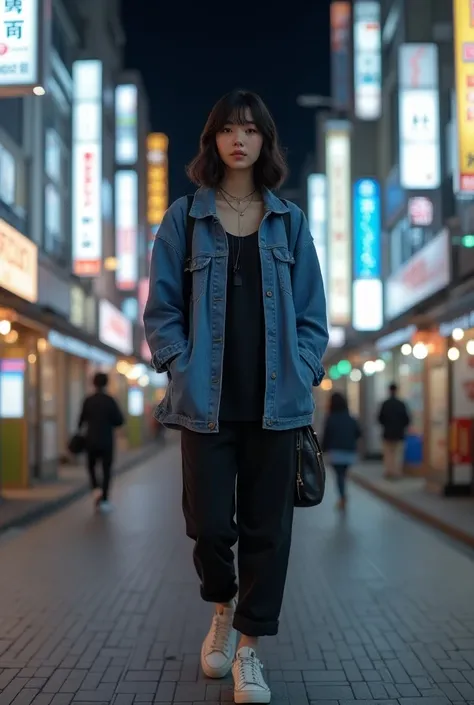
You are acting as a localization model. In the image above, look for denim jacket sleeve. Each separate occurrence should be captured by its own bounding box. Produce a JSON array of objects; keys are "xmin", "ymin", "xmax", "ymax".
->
[
  {"xmin": 291, "ymin": 207, "xmax": 329, "ymax": 386},
  {"xmin": 143, "ymin": 198, "xmax": 188, "ymax": 373}
]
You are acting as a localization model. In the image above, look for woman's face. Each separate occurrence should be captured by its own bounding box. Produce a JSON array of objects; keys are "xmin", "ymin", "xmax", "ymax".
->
[{"xmin": 215, "ymin": 108, "xmax": 263, "ymax": 172}]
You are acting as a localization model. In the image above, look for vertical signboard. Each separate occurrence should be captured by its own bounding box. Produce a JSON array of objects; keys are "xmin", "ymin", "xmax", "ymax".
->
[
  {"xmin": 0, "ymin": 0, "xmax": 49, "ymax": 97},
  {"xmin": 307, "ymin": 174, "xmax": 327, "ymax": 290},
  {"xmin": 326, "ymin": 121, "xmax": 351, "ymax": 327},
  {"xmin": 99, "ymin": 299, "xmax": 133, "ymax": 355},
  {"xmin": 352, "ymin": 179, "xmax": 383, "ymax": 331},
  {"xmin": 147, "ymin": 133, "xmax": 168, "ymax": 253},
  {"xmin": 330, "ymin": 2, "xmax": 351, "ymax": 111},
  {"xmin": 115, "ymin": 84, "xmax": 137, "ymax": 165},
  {"xmin": 72, "ymin": 59, "xmax": 102, "ymax": 277},
  {"xmin": 354, "ymin": 1, "xmax": 381, "ymax": 120},
  {"xmin": 398, "ymin": 43, "xmax": 441, "ymax": 190},
  {"xmin": 453, "ymin": 0, "xmax": 474, "ymax": 193},
  {"xmin": 115, "ymin": 170, "xmax": 138, "ymax": 291}
]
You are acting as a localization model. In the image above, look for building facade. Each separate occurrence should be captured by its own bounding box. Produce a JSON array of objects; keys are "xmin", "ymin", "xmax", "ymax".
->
[
  {"xmin": 313, "ymin": 0, "xmax": 474, "ymax": 496},
  {"xmin": 0, "ymin": 0, "xmax": 161, "ymax": 489}
]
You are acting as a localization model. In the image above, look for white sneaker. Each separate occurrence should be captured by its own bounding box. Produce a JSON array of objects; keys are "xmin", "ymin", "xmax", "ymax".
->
[
  {"xmin": 232, "ymin": 647, "xmax": 271, "ymax": 704},
  {"xmin": 201, "ymin": 601, "xmax": 237, "ymax": 678}
]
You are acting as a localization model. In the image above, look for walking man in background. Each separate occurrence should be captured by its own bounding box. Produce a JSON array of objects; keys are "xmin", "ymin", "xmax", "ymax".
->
[
  {"xmin": 79, "ymin": 372, "xmax": 124, "ymax": 512},
  {"xmin": 378, "ymin": 383, "xmax": 411, "ymax": 479}
]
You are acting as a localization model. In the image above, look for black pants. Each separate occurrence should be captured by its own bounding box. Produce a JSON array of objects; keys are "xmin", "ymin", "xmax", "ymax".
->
[
  {"xmin": 181, "ymin": 422, "xmax": 296, "ymax": 637},
  {"xmin": 333, "ymin": 464, "xmax": 349, "ymax": 499},
  {"xmin": 87, "ymin": 447, "xmax": 113, "ymax": 501}
]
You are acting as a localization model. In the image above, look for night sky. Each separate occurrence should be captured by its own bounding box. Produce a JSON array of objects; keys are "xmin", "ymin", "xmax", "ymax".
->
[{"xmin": 121, "ymin": 0, "xmax": 331, "ymax": 201}]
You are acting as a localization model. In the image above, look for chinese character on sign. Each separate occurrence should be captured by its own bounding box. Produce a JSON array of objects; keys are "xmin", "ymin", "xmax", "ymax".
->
[
  {"xmin": 4, "ymin": 0, "xmax": 23, "ymax": 13},
  {"xmin": 468, "ymin": 153, "xmax": 474, "ymax": 168},
  {"xmin": 5, "ymin": 20, "xmax": 24, "ymax": 39},
  {"xmin": 408, "ymin": 197, "xmax": 433, "ymax": 227},
  {"xmin": 20, "ymin": 62, "xmax": 28, "ymax": 73}
]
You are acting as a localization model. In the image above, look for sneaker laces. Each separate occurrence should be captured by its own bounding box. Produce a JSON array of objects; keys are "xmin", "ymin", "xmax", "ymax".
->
[
  {"xmin": 210, "ymin": 614, "xmax": 232, "ymax": 653},
  {"xmin": 238, "ymin": 653, "xmax": 264, "ymax": 685}
]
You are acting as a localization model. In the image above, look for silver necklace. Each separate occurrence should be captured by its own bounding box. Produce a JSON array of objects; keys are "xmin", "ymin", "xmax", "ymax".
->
[
  {"xmin": 220, "ymin": 186, "xmax": 256, "ymax": 207},
  {"xmin": 219, "ymin": 189, "xmax": 255, "ymax": 221},
  {"xmin": 218, "ymin": 190, "xmax": 255, "ymax": 286}
]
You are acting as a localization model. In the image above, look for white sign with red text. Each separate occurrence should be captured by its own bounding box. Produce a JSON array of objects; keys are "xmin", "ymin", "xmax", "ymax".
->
[
  {"xmin": 385, "ymin": 229, "xmax": 450, "ymax": 320},
  {"xmin": 99, "ymin": 299, "xmax": 133, "ymax": 355},
  {"xmin": 115, "ymin": 170, "xmax": 138, "ymax": 290},
  {"xmin": 72, "ymin": 60, "xmax": 102, "ymax": 277},
  {"xmin": 72, "ymin": 143, "xmax": 101, "ymax": 276},
  {"xmin": 326, "ymin": 124, "xmax": 351, "ymax": 326}
]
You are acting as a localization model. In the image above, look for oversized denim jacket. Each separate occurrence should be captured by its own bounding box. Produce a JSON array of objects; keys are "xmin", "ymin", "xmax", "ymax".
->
[{"xmin": 143, "ymin": 187, "xmax": 329, "ymax": 433}]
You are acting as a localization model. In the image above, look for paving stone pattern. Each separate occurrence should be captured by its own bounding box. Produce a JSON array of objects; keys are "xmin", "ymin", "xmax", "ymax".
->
[{"xmin": 1, "ymin": 436, "xmax": 474, "ymax": 705}]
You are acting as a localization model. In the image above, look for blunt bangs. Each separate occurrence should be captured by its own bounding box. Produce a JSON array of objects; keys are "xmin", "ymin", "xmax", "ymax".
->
[
  {"xmin": 210, "ymin": 93, "xmax": 268, "ymax": 135},
  {"xmin": 187, "ymin": 90, "xmax": 288, "ymax": 190}
]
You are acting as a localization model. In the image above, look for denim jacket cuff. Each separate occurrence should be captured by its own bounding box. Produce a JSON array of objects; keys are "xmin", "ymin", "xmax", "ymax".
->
[
  {"xmin": 299, "ymin": 349, "xmax": 325, "ymax": 386},
  {"xmin": 152, "ymin": 341, "xmax": 187, "ymax": 374}
]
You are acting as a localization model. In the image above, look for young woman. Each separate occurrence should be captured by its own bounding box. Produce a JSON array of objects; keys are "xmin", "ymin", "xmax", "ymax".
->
[
  {"xmin": 322, "ymin": 392, "xmax": 361, "ymax": 510},
  {"xmin": 144, "ymin": 90, "xmax": 328, "ymax": 703}
]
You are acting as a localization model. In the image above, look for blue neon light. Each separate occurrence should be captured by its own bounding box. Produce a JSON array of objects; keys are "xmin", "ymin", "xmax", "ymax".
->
[{"xmin": 353, "ymin": 178, "xmax": 381, "ymax": 279}]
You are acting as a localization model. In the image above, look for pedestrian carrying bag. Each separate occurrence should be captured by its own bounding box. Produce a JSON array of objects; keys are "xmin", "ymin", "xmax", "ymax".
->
[
  {"xmin": 68, "ymin": 432, "xmax": 86, "ymax": 455},
  {"xmin": 185, "ymin": 195, "xmax": 326, "ymax": 508}
]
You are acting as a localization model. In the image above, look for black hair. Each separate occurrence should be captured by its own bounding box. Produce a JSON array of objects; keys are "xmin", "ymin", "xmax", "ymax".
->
[
  {"xmin": 93, "ymin": 372, "xmax": 108, "ymax": 390},
  {"xmin": 329, "ymin": 392, "xmax": 349, "ymax": 414},
  {"xmin": 186, "ymin": 89, "xmax": 288, "ymax": 190},
  {"xmin": 389, "ymin": 382, "xmax": 398, "ymax": 394}
]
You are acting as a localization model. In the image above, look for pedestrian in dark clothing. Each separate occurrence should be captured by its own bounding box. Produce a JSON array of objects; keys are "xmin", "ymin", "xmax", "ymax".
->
[
  {"xmin": 322, "ymin": 392, "xmax": 361, "ymax": 510},
  {"xmin": 378, "ymin": 383, "xmax": 411, "ymax": 479},
  {"xmin": 78, "ymin": 372, "xmax": 124, "ymax": 512}
]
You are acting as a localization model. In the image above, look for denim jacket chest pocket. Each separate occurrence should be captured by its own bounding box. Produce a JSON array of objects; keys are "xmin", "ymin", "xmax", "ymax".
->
[
  {"xmin": 271, "ymin": 247, "xmax": 295, "ymax": 295},
  {"xmin": 185, "ymin": 254, "xmax": 212, "ymax": 303}
]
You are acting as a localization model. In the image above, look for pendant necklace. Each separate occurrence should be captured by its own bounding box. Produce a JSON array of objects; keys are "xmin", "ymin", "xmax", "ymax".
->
[
  {"xmin": 219, "ymin": 189, "xmax": 255, "ymax": 287},
  {"xmin": 220, "ymin": 186, "xmax": 256, "ymax": 208}
]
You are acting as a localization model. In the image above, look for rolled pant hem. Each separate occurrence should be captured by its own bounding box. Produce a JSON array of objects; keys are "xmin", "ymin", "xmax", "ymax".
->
[
  {"xmin": 200, "ymin": 584, "xmax": 239, "ymax": 604},
  {"xmin": 233, "ymin": 613, "xmax": 279, "ymax": 638}
]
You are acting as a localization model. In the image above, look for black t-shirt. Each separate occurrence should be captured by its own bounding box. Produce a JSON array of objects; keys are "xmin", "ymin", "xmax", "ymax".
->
[
  {"xmin": 219, "ymin": 232, "xmax": 266, "ymax": 422},
  {"xmin": 79, "ymin": 392, "xmax": 124, "ymax": 450}
]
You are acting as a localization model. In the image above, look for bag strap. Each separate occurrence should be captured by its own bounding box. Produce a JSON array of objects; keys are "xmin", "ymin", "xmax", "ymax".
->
[
  {"xmin": 185, "ymin": 194, "xmax": 195, "ymax": 262},
  {"xmin": 280, "ymin": 199, "xmax": 291, "ymax": 246},
  {"xmin": 183, "ymin": 195, "xmax": 195, "ymax": 331}
]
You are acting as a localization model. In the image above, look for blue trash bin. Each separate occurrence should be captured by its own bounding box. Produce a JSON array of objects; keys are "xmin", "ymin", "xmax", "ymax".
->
[{"xmin": 404, "ymin": 433, "xmax": 423, "ymax": 464}]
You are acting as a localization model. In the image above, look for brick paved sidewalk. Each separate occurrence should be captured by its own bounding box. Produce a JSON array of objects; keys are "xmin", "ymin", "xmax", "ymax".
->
[
  {"xmin": 0, "ymin": 435, "xmax": 474, "ymax": 705},
  {"xmin": 0, "ymin": 435, "xmax": 165, "ymax": 534},
  {"xmin": 350, "ymin": 463, "xmax": 474, "ymax": 548}
]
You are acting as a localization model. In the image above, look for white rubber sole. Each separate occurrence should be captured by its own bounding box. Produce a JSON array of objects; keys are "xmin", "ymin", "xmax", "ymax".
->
[
  {"xmin": 234, "ymin": 688, "xmax": 272, "ymax": 704},
  {"xmin": 200, "ymin": 631, "xmax": 237, "ymax": 679}
]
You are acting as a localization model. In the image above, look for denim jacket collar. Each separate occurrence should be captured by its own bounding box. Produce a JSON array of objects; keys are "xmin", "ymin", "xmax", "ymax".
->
[{"xmin": 189, "ymin": 186, "xmax": 290, "ymax": 219}]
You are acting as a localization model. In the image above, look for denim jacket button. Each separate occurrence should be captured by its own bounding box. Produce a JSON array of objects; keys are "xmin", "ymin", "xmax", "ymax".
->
[
  {"xmin": 266, "ymin": 290, "xmax": 273, "ymax": 297},
  {"xmin": 271, "ymin": 372, "xmax": 277, "ymax": 380},
  {"xmin": 208, "ymin": 422, "xmax": 216, "ymax": 430}
]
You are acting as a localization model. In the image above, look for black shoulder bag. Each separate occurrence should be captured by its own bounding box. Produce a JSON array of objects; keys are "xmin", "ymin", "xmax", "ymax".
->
[{"xmin": 184, "ymin": 196, "xmax": 326, "ymax": 508}]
